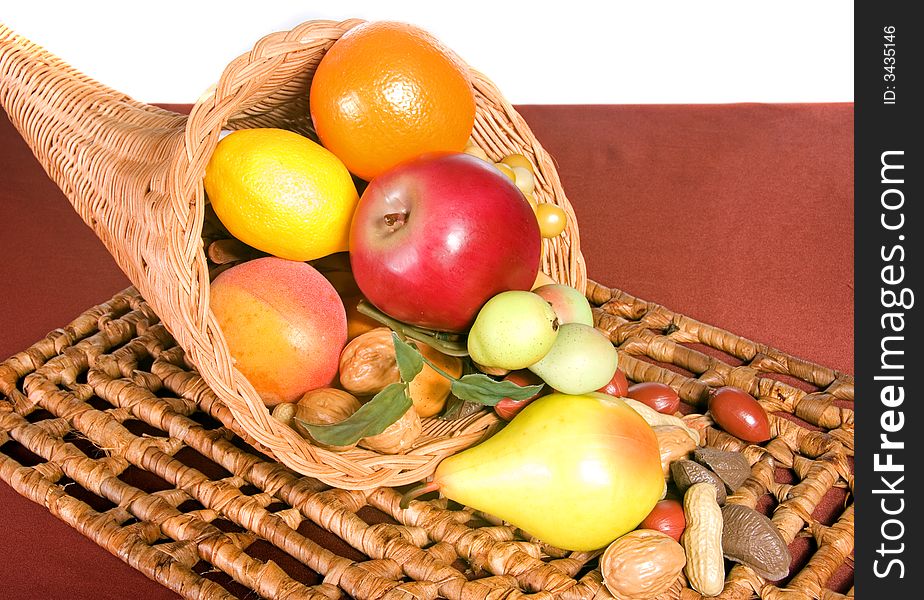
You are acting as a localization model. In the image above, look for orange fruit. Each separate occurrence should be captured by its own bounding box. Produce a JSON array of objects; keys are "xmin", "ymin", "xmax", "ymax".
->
[
  {"xmin": 409, "ymin": 344, "xmax": 463, "ymax": 418},
  {"xmin": 309, "ymin": 21, "xmax": 476, "ymax": 181},
  {"xmin": 343, "ymin": 294, "xmax": 381, "ymax": 341}
]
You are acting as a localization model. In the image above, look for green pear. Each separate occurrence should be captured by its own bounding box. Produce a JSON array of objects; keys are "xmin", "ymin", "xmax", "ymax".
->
[
  {"xmin": 528, "ymin": 323, "xmax": 618, "ymax": 394},
  {"xmin": 532, "ymin": 283, "xmax": 594, "ymax": 326},
  {"xmin": 467, "ymin": 290, "xmax": 559, "ymax": 370},
  {"xmin": 405, "ymin": 393, "xmax": 664, "ymax": 551}
]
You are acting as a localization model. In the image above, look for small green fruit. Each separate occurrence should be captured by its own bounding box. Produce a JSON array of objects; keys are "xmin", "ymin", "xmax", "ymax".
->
[
  {"xmin": 532, "ymin": 283, "xmax": 594, "ymax": 326},
  {"xmin": 468, "ymin": 291, "xmax": 559, "ymax": 370},
  {"xmin": 528, "ymin": 323, "xmax": 618, "ymax": 394}
]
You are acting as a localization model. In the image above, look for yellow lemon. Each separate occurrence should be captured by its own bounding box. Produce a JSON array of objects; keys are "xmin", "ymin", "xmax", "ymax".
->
[{"xmin": 204, "ymin": 128, "xmax": 359, "ymax": 261}]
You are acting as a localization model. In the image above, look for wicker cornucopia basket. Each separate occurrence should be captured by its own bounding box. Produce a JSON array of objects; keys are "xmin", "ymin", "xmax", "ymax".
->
[{"xmin": 0, "ymin": 19, "xmax": 586, "ymax": 488}]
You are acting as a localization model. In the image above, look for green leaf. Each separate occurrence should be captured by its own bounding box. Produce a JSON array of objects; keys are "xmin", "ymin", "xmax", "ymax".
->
[
  {"xmin": 298, "ymin": 382, "xmax": 412, "ymax": 446},
  {"xmin": 450, "ymin": 374, "xmax": 544, "ymax": 407},
  {"xmin": 440, "ymin": 395, "xmax": 483, "ymax": 421},
  {"xmin": 392, "ymin": 332, "xmax": 424, "ymax": 382}
]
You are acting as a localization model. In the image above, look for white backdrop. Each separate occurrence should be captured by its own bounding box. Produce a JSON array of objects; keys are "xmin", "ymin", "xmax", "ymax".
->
[{"xmin": 3, "ymin": 1, "xmax": 853, "ymax": 105}]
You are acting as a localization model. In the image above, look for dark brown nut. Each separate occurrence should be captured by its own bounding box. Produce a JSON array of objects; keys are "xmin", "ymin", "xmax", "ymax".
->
[
  {"xmin": 694, "ymin": 446, "xmax": 751, "ymax": 493},
  {"xmin": 721, "ymin": 503, "xmax": 792, "ymax": 580},
  {"xmin": 671, "ymin": 460, "xmax": 726, "ymax": 505}
]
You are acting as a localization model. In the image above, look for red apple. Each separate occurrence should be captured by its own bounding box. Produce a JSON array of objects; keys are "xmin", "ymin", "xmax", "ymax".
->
[{"xmin": 349, "ymin": 152, "xmax": 541, "ymax": 332}]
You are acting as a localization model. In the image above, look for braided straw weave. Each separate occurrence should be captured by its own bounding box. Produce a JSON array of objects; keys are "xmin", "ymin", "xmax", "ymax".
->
[
  {"xmin": 1, "ymin": 285, "xmax": 853, "ymax": 599},
  {"xmin": 0, "ymin": 19, "xmax": 586, "ymax": 488}
]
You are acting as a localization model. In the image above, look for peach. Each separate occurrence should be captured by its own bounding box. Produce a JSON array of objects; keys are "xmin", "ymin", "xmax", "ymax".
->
[{"xmin": 209, "ymin": 257, "xmax": 347, "ymax": 406}]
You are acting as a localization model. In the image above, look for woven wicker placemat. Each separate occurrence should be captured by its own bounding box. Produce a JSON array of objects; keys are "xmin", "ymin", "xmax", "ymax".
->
[{"xmin": 0, "ymin": 285, "xmax": 853, "ymax": 599}]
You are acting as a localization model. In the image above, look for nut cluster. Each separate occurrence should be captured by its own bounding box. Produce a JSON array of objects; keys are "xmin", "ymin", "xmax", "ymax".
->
[{"xmin": 600, "ymin": 386, "xmax": 789, "ymax": 598}]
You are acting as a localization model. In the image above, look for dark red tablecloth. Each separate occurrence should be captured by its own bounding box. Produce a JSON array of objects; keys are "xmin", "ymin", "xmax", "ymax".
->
[{"xmin": 0, "ymin": 102, "xmax": 853, "ymax": 598}]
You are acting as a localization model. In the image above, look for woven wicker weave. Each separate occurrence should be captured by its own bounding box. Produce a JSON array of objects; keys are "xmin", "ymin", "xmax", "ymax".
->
[
  {"xmin": 0, "ymin": 19, "xmax": 585, "ymax": 488},
  {"xmin": 0, "ymin": 285, "xmax": 853, "ymax": 599}
]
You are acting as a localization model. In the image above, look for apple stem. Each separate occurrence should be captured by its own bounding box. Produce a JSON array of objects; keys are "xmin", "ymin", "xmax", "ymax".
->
[
  {"xmin": 399, "ymin": 481, "xmax": 441, "ymax": 509},
  {"xmin": 383, "ymin": 212, "xmax": 407, "ymax": 227}
]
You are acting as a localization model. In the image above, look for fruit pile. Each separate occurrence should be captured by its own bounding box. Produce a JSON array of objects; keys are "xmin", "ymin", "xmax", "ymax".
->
[
  {"xmin": 199, "ymin": 20, "xmax": 784, "ymax": 596},
  {"xmin": 202, "ymin": 21, "xmax": 582, "ymax": 432}
]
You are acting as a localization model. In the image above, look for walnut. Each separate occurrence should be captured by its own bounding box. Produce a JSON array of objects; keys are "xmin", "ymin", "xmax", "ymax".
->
[
  {"xmin": 274, "ymin": 388, "xmax": 361, "ymax": 451},
  {"xmin": 298, "ymin": 388, "xmax": 361, "ymax": 425},
  {"xmin": 338, "ymin": 327, "xmax": 400, "ymax": 395},
  {"xmin": 654, "ymin": 425, "xmax": 697, "ymax": 478},
  {"xmin": 601, "ymin": 529, "xmax": 686, "ymax": 600},
  {"xmin": 359, "ymin": 407, "xmax": 421, "ymax": 454}
]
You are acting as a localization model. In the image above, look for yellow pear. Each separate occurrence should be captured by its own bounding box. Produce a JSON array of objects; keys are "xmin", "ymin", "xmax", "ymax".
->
[{"xmin": 403, "ymin": 393, "xmax": 663, "ymax": 551}]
